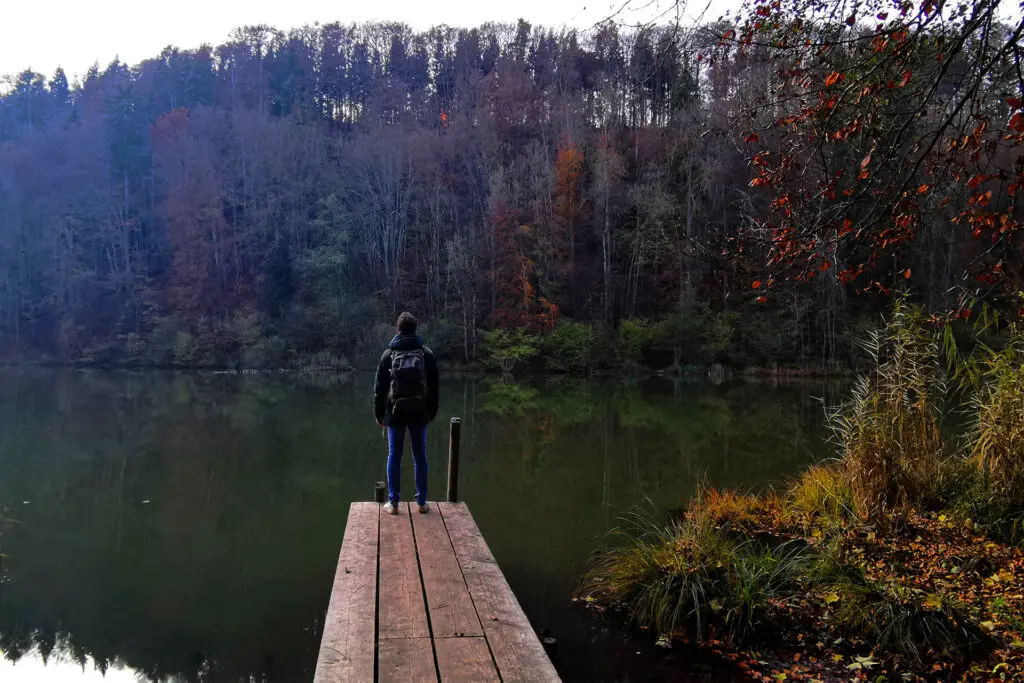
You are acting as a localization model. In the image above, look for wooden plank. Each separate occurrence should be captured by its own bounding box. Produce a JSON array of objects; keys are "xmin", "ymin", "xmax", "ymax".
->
[
  {"xmin": 313, "ymin": 502, "xmax": 378, "ymax": 683},
  {"xmin": 435, "ymin": 637, "xmax": 499, "ymax": 682},
  {"xmin": 378, "ymin": 502, "xmax": 429, "ymax": 640},
  {"xmin": 378, "ymin": 637, "xmax": 438, "ymax": 682},
  {"xmin": 438, "ymin": 503, "xmax": 561, "ymax": 683},
  {"xmin": 411, "ymin": 506, "xmax": 484, "ymax": 638}
]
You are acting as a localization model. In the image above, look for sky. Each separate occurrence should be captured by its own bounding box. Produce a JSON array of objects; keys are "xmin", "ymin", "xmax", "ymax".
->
[{"xmin": 0, "ymin": 0, "xmax": 723, "ymax": 82}]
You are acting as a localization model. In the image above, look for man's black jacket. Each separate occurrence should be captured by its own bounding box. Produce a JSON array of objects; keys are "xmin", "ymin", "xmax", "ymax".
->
[{"xmin": 373, "ymin": 334, "xmax": 440, "ymax": 426}]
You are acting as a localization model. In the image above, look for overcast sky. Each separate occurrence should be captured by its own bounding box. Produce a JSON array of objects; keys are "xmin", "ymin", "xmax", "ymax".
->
[{"xmin": 0, "ymin": 0, "xmax": 726, "ymax": 82}]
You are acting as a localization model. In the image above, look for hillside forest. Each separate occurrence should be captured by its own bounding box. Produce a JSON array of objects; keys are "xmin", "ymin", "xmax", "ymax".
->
[{"xmin": 0, "ymin": 2, "xmax": 1021, "ymax": 370}]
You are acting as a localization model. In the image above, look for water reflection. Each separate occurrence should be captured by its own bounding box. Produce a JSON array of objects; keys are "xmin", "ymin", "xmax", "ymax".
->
[
  {"xmin": 0, "ymin": 370, "xmax": 840, "ymax": 682},
  {"xmin": 0, "ymin": 646, "xmax": 142, "ymax": 682}
]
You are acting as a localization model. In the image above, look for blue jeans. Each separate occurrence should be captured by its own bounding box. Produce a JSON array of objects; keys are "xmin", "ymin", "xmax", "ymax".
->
[{"xmin": 387, "ymin": 423, "xmax": 428, "ymax": 506}]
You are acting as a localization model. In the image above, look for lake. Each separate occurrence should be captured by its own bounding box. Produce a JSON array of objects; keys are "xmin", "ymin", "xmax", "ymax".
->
[{"xmin": 0, "ymin": 369, "xmax": 842, "ymax": 682}]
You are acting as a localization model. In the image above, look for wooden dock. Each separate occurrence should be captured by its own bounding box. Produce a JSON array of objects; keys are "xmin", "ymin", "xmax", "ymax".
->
[{"xmin": 315, "ymin": 501, "xmax": 561, "ymax": 682}]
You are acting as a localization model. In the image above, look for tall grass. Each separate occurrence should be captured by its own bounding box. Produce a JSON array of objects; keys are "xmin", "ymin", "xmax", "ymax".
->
[
  {"xmin": 829, "ymin": 300, "xmax": 946, "ymax": 525},
  {"xmin": 969, "ymin": 325, "xmax": 1024, "ymax": 501}
]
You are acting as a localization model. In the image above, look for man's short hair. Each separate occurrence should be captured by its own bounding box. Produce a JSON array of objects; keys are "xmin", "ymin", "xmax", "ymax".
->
[{"xmin": 397, "ymin": 312, "xmax": 417, "ymax": 335}]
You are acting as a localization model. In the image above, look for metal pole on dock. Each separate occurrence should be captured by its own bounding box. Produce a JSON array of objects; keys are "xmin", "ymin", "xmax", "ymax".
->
[{"xmin": 446, "ymin": 417, "xmax": 461, "ymax": 502}]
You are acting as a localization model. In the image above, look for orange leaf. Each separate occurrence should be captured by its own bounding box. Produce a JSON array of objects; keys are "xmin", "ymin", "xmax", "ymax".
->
[
  {"xmin": 860, "ymin": 153, "xmax": 872, "ymax": 169},
  {"xmin": 752, "ymin": 280, "xmax": 762, "ymax": 289},
  {"xmin": 967, "ymin": 174, "xmax": 984, "ymax": 189},
  {"xmin": 918, "ymin": 184, "xmax": 929, "ymax": 194},
  {"xmin": 903, "ymin": 268, "xmax": 912, "ymax": 279},
  {"xmin": 825, "ymin": 71, "xmax": 841, "ymax": 87}
]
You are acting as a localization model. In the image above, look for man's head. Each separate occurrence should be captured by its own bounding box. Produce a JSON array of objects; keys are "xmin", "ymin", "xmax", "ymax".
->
[{"xmin": 397, "ymin": 311, "xmax": 417, "ymax": 336}]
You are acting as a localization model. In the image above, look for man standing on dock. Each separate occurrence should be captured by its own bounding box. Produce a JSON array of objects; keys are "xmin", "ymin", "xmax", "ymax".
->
[{"xmin": 374, "ymin": 312, "xmax": 440, "ymax": 515}]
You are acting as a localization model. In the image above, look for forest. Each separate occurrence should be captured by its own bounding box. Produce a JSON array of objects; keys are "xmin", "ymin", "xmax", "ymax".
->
[{"xmin": 0, "ymin": 3, "xmax": 1021, "ymax": 370}]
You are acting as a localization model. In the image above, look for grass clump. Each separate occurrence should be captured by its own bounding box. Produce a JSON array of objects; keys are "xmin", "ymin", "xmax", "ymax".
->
[
  {"xmin": 691, "ymin": 486, "xmax": 780, "ymax": 531},
  {"xmin": 786, "ymin": 463, "xmax": 855, "ymax": 528},
  {"xmin": 579, "ymin": 502, "xmax": 810, "ymax": 644},
  {"xmin": 830, "ymin": 578, "xmax": 986, "ymax": 663}
]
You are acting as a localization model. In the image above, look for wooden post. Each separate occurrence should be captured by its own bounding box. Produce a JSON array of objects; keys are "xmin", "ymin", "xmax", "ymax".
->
[{"xmin": 446, "ymin": 417, "xmax": 461, "ymax": 503}]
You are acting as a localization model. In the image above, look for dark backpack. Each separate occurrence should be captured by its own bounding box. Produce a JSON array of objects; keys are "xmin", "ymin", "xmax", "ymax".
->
[{"xmin": 389, "ymin": 348, "xmax": 427, "ymax": 417}]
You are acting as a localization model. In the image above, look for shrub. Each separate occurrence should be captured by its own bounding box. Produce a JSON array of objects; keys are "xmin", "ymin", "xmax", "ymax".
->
[
  {"xmin": 173, "ymin": 331, "xmax": 197, "ymax": 366},
  {"xmin": 352, "ymin": 321, "xmax": 398, "ymax": 369},
  {"xmin": 145, "ymin": 316, "xmax": 180, "ymax": 365},
  {"xmin": 617, "ymin": 318, "xmax": 663, "ymax": 366},
  {"xmin": 543, "ymin": 321, "xmax": 597, "ymax": 374},
  {"xmin": 657, "ymin": 302, "xmax": 735, "ymax": 368},
  {"xmin": 242, "ymin": 335, "xmax": 289, "ymax": 369},
  {"xmin": 418, "ymin": 317, "xmax": 468, "ymax": 362},
  {"xmin": 481, "ymin": 328, "xmax": 539, "ymax": 372}
]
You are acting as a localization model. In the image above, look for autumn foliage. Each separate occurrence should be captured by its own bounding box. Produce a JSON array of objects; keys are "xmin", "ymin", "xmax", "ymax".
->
[
  {"xmin": 487, "ymin": 200, "xmax": 559, "ymax": 334},
  {"xmin": 719, "ymin": 0, "xmax": 1024, "ymax": 310}
]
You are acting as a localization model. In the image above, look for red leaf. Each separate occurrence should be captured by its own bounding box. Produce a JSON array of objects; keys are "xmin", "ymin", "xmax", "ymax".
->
[
  {"xmin": 967, "ymin": 174, "xmax": 985, "ymax": 189},
  {"xmin": 755, "ymin": 296, "xmax": 768, "ymax": 303},
  {"xmin": 918, "ymin": 184, "xmax": 929, "ymax": 194},
  {"xmin": 1010, "ymin": 112, "xmax": 1024, "ymax": 132},
  {"xmin": 1007, "ymin": 97, "xmax": 1023, "ymax": 109},
  {"xmin": 899, "ymin": 70, "xmax": 912, "ymax": 87},
  {"xmin": 752, "ymin": 280, "xmax": 762, "ymax": 289},
  {"xmin": 845, "ymin": 14, "xmax": 856, "ymax": 25},
  {"xmin": 745, "ymin": 133, "xmax": 760, "ymax": 143},
  {"xmin": 860, "ymin": 153, "xmax": 872, "ymax": 169}
]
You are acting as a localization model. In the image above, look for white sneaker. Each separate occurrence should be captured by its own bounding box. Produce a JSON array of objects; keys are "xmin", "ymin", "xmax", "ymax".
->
[
  {"xmin": 383, "ymin": 502, "xmax": 398, "ymax": 515},
  {"xmin": 418, "ymin": 503, "xmax": 429, "ymax": 514}
]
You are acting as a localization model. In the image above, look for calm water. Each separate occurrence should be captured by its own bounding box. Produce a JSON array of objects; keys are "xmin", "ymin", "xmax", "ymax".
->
[{"xmin": 0, "ymin": 370, "xmax": 842, "ymax": 682}]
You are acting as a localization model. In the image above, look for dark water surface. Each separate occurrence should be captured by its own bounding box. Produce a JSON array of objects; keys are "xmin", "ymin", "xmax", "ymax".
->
[{"xmin": 0, "ymin": 370, "xmax": 842, "ymax": 682}]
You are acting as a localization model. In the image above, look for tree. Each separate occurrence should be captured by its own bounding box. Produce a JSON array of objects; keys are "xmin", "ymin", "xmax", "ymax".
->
[{"xmin": 720, "ymin": 0, "xmax": 1024, "ymax": 312}]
